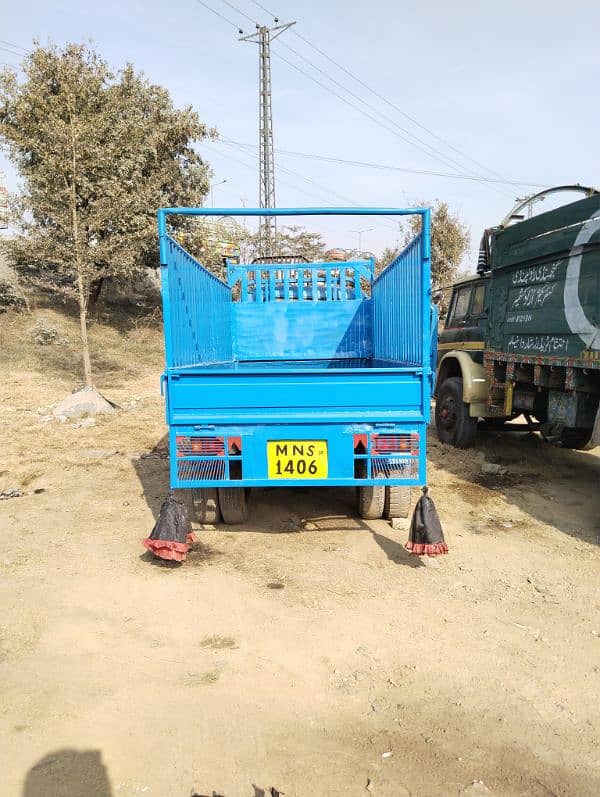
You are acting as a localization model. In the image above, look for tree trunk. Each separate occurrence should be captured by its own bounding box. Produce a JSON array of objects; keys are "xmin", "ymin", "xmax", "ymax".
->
[
  {"xmin": 76, "ymin": 270, "xmax": 93, "ymax": 387},
  {"xmin": 87, "ymin": 277, "xmax": 104, "ymax": 317},
  {"xmin": 69, "ymin": 116, "xmax": 93, "ymax": 387}
]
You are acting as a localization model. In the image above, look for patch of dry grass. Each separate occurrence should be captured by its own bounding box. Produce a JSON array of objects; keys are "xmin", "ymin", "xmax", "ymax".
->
[
  {"xmin": 0, "ymin": 299, "xmax": 164, "ymax": 388},
  {"xmin": 0, "ymin": 298, "xmax": 168, "ymax": 493}
]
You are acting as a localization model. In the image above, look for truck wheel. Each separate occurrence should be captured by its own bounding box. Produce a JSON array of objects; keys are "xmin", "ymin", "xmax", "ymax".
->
[
  {"xmin": 218, "ymin": 487, "xmax": 249, "ymax": 524},
  {"xmin": 192, "ymin": 488, "xmax": 221, "ymax": 524},
  {"xmin": 357, "ymin": 485, "xmax": 385, "ymax": 520},
  {"xmin": 435, "ymin": 377, "xmax": 477, "ymax": 448},
  {"xmin": 384, "ymin": 486, "xmax": 413, "ymax": 519}
]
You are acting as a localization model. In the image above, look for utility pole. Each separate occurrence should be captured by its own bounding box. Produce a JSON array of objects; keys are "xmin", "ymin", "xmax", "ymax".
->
[
  {"xmin": 240, "ymin": 19, "xmax": 295, "ymax": 256},
  {"xmin": 350, "ymin": 227, "xmax": 373, "ymax": 255}
]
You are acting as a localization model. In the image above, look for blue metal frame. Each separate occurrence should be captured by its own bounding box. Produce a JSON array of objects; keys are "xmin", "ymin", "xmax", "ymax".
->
[{"xmin": 157, "ymin": 207, "xmax": 433, "ymax": 489}]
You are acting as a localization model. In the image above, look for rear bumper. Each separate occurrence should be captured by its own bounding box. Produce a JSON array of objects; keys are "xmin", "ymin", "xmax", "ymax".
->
[{"xmin": 168, "ymin": 421, "xmax": 427, "ymax": 488}]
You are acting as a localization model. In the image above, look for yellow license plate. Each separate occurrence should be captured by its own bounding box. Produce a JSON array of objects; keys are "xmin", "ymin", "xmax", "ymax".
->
[{"xmin": 267, "ymin": 440, "xmax": 328, "ymax": 479}]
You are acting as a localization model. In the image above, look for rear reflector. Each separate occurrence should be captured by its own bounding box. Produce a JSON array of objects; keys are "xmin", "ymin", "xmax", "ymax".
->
[{"xmin": 176, "ymin": 436, "xmax": 225, "ymax": 457}]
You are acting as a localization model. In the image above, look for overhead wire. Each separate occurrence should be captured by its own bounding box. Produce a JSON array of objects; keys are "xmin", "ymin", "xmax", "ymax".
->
[
  {"xmin": 219, "ymin": 0, "xmax": 257, "ymax": 24},
  {"xmin": 213, "ymin": 1, "xmax": 515, "ymax": 196},
  {"xmin": 0, "ymin": 40, "xmax": 28, "ymax": 53},
  {"xmin": 207, "ymin": 139, "xmax": 400, "ymax": 231},
  {"xmin": 249, "ymin": 0, "xmax": 507, "ymax": 181},
  {"xmin": 274, "ymin": 39, "xmax": 494, "ymax": 182},
  {"xmin": 0, "ymin": 45, "xmax": 27, "ymax": 59},
  {"xmin": 220, "ymin": 0, "xmax": 490, "ymax": 183},
  {"xmin": 269, "ymin": 47, "xmax": 514, "ymax": 199},
  {"xmin": 195, "ymin": 0, "xmax": 241, "ymax": 29},
  {"xmin": 196, "ymin": 1, "xmax": 518, "ymax": 197},
  {"xmin": 218, "ymin": 137, "xmax": 549, "ymax": 188}
]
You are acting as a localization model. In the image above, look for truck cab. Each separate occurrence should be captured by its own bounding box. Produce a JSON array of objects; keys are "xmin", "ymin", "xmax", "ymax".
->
[
  {"xmin": 438, "ymin": 275, "xmax": 488, "ymax": 360},
  {"xmin": 434, "ymin": 186, "xmax": 600, "ymax": 450},
  {"xmin": 435, "ymin": 275, "xmax": 491, "ymax": 447}
]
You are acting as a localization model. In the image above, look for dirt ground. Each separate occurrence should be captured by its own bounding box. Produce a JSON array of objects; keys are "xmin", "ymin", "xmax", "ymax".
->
[{"xmin": 1, "ymin": 307, "xmax": 600, "ymax": 797}]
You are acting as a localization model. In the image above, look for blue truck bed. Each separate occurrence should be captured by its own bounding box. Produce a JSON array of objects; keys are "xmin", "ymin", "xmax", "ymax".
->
[{"xmin": 158, "ymin": 208, "xmax": 433, "ymax": 498}]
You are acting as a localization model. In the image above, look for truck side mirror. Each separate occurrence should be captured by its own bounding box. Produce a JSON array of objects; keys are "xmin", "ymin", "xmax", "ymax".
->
[{"xmin": 432, "ymin": 289, "xmax": 444, "ymax": 305}]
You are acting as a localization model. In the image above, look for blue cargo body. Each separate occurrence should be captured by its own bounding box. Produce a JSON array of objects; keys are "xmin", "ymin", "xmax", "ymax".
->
[{"xmin": 157, "ymin": 207, "xmax": 433, "ymax": 492}]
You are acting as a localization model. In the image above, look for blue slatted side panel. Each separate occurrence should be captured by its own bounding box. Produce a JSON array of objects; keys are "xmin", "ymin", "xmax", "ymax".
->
[
  {"xmin": 372, "ymin": 235, "xmax": 423, "ymax": 365},
  {"xmin": 162, "ymin": 236, "xmax": 232, "ymax": 368}
]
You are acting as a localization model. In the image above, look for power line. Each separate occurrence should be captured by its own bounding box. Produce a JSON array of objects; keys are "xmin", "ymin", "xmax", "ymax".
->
[
  {"xmin": 210, "ymin": 1, "xmax": 508, "ymax": 190},
  {"xmin": 193, "ymin": 1, "xmax": 513, "ymax": 197},
  {"xmin": 206, "ymin": 143, "xmax": 337, "ymax": 207},
  {"xmin": 0, "ymin": 45, "xmax": 26, "ymax": 59},
  {"xmin": 0, "ymin": 39, "xmax": 29, "ymax": 54},
  {"xmin": 218, "ymin": 137, "xmax": 549, "ymax": 188},
  {"xmin": 249, "ymin": 0, "xmax": 506, "ymax": 181},
  {"xmin": 207, "ymin": 140, "xmax": 399, "ymax": 230},
  {"xmin": 219, "ymin": 0, "xmax": 256, "ymax": 24},
  {"xmin": 194, "ymin": 0, "xmax": 241, "ymax": 29},
  {"xmin": 270, "ymin": 47, "xmax": 513, "ymax": 198},
  {"xmin": 275, "ymin": 39, "xmax": 485, "ymax": 180}
]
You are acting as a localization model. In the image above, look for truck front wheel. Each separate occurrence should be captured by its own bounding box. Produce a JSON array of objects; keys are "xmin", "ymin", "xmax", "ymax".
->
[
  {"xmin": 218, "ymin": 487, "xmax": 249, "ymax": 524},
  {"xmin": 435, "ymin": 377, "xmax": 477, "ymax": 448}
]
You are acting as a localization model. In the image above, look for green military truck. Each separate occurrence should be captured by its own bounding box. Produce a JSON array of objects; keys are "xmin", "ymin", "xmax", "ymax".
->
[{"xmin": 435, "ymin": 186, "xmax": 600, "ymax": 449}]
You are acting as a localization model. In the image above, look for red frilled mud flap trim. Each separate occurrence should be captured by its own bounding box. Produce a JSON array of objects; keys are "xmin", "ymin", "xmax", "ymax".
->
[
  {"xmin": 405, "ymin": 540, "xmax": 448, "ymax": 557},
  {"xmin": 142, "ymin": 532, "xmax": 196, "ymax": 562},
  {"xmin": 406, "ymin": 487, "xmax": 448, "ymax": 557}
]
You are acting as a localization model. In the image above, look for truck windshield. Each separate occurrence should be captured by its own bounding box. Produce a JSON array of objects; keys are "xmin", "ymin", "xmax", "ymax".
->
[
  {"xmin": 448, "ymin": 286, "xmax": 472, "ymax": 326},
  {"xmin": 471, "ymin": 283, "xmax": 485, "ymax": 316}
]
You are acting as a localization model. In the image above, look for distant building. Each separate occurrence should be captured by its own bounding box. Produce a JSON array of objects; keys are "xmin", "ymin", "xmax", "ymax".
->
[{"xmin": 324, "ymin": 248, "xmax": 348, "ymax": 262}]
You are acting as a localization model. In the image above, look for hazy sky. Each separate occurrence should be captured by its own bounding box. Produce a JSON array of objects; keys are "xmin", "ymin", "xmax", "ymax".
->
[{"xmin": 2, "ymin": 0, "xmax": 600, "ymax": 262}]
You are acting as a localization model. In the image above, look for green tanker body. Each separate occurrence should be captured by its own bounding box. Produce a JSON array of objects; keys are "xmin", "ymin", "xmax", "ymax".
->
[{"xmin": 435, "ymin": 186, "xmax": 600, "ymax": 449}]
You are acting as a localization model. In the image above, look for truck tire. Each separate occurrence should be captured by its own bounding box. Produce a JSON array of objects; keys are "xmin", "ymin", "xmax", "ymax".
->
[
  {"xmin": 435, "ymin": 377, "xmax": 477, "ymax": 448},
  {"xmin": 192, "ymin": 488, "xmax": 221, "ymax": 524},
  {"xmin": 357, "ymin": 485, "xmax": 385, "ymax": 520},
  {"xmin": 218, "ymin": 487, "xmax": 249, "ymax": 524},
  {"xmin": 384, "ymin": 486, "xmax": 413, "ymax": 519}
]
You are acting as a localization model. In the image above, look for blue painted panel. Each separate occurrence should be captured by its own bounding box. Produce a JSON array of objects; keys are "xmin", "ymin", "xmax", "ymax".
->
[
  {"xmin": 161, "ymin": 236, "xmax": 232, "ymax": 368},
  {"xmin": 167, "ymin": 370, "xmax": 424, "ymax": 425},
  {"xmin": 372, "ymin": 235, "xmax": 423, "ymax": 365},
  {"xmin": 233, "ymin": 300, "xmax": 372, "ymax": 360}
]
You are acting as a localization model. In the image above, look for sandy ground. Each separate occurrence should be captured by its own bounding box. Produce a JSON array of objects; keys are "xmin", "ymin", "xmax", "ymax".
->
[{"xmin": 1, "ymin": 308, "xmax": 600, "ymax": 797}]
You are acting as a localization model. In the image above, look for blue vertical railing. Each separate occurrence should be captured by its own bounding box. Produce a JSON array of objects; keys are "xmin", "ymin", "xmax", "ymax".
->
[
  {"xmin": 161, "ymin": 236, "xmax": 232, "ymax": 368},
  {"xmin": 372, "ymin": 234, "xmax": 423, "ymax": 365},
  {"xmin": 227, "ymin": 260, "xmax": 373, "ymax": 302}
]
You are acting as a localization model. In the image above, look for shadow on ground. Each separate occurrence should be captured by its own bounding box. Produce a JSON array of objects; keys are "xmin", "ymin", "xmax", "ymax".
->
[
  {"xmin": 132, "ymin": 434, "xmax": 423, "ymax": 567},
  {"xmin": 22, "ymin": 749, "xmax": 112, "ymax": 797},
  {"xmin": 429, "ymin": 421, "xmax": 600, "ymax": 547}
]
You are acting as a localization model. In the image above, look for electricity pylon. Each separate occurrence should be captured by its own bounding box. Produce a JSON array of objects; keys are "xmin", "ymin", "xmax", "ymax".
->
[{"xmin": 240, "ymin": 20, "xmax": 295, "ymax": 256}]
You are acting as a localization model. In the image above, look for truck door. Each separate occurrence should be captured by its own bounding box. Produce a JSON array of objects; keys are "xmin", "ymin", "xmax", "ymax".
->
[{"xmin": 438, "ymin": 279, "xmax": 488, "ymax": 364}]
